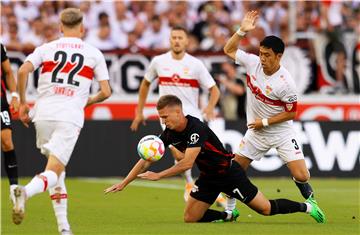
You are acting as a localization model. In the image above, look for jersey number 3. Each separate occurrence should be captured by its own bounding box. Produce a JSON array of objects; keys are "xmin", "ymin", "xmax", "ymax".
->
[{"xmin": 51, "ymin": 51, "xmax": 84, "ymax": 87}]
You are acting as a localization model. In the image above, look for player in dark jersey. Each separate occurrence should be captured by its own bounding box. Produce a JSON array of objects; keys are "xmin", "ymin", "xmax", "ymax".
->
[
  {"xmin": 105, "ymin": 95, "xmax": 325, "ymax": 223},
  {"xmin": 1, "ymin": 43, "xmax": 20, "ymax": 201}
]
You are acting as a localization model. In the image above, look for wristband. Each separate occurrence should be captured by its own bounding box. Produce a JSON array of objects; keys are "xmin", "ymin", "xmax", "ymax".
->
[
  {"xmin": 11, "ymin": 92, "xmax": 19, "ymax": 99},
  {"xmin": 262, "ymin": 118, "xmax": 269, "ymax": 127},
  {"xmin": 236, "ymin": 29, "xmax": 246, "ymax": 37}
]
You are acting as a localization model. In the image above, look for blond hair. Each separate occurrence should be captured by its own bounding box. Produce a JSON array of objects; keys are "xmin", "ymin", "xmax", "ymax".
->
[{"xmin": 60, "ymin": 8, "xmax": 83, "ymax": 28}]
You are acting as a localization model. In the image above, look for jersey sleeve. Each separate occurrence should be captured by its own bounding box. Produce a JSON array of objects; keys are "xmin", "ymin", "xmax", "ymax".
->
[
  {"xmin": 278, "ymin": 77, "xmax": 298, "ymax": 112},
  {"xmin": 94, "ymin": 51, "xmax": 110, "ymax": 81},
  {"xmin": 144, "ymin": 57, "xmax": 158, "ymax": 82},
  {"xmin": 235, "ymin": 49, "xmax": 259, "ymax": 74},
  {"xmin": 186, "ymin": 123, "xmax": 208, "ymax": 148},
  {"xmin": 159, "ymin": 130, "xmax": 171, "ymax": 147},
  {"xmin": 25, "ymin": 46, "xmax": 43, "ymax": 69},
  {"xmin": 196, "ymin": 59, "xmax": 216, "ymax": 89},
  {"xmin": 1, "ymin": 44, "xmax": 8, "ymax": 62}
]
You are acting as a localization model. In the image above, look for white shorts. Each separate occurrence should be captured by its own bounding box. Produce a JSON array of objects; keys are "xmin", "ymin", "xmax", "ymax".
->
[
  {"xmin": 35, "ymin": 121, "xmax": 81, "ymax": 166},
  {"xmin": 236, "ymin": 129, "xmax": 304, "ymax": 163}
]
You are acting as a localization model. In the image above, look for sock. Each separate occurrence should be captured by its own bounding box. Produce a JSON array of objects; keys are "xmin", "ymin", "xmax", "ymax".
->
[
  {"xmin": 293, "ymin": 177, "xmax": 314, "ymax": 199},
  {"xmin": 49, "ymin": 171, "xmax": 70, "ymax": 232},
  {"xmin": 3, "ymin": 150, "xmax": 18, "ymax": 185},
  {"xmin": 225, "ymin": 196, "xmax": 236, "ymax": 211},
  {"xmin": 270, "ymin": 199, "xmax": 307, "ymax": 215},
  {"xmin": 184, "ymin": 169, "xmax": 193, "ymax": 184},
  {"xmin": 25, "ymin": 170, "xmax": 58, "ymax": 198},
  {"xmin": 305, "ymin": 202, "xmax": 312, "ymax": 213},
  {"xmin": 198, "ymin": 209, "xmax": 227, "ymax": 222}
]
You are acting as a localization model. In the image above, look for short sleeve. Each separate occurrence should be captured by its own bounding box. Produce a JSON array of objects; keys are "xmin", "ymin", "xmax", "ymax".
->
[
  {"xmin": 94, "ymin": 50, "xmax": 110, "ymax": 81},
  {"xmin": 187, "ymin": 124, "xmax": 208, "ymax": 148},
  {"xmin": 278, "ymin": 77, "xmax": 298, "ymax": 112},
  {"xmin": 196, "ymin": 60, "xmax": 216, "ymax": 89},
  {"xmin": 144, "ymin": 57, "xmax": 158, "ymax": 82},
  {"xmin": 1, "ymin": 44, "xmax": 8, "ymax": 62},
  {"xmin": 25, "ymin": 46, "xmax": 43, "ymax": 69},
  {"xmin": 235, "ymin": 49, "xmax": 259, "ymax": 74}
]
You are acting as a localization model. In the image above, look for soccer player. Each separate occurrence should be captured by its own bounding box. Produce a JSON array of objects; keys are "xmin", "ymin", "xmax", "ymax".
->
[
  {"xmin": 105, "ymin": 95, "xmax": 326, "ymax": 223},
  {"xmin": 1, "ymin": 43, "xmax": 20, "ymax": 201},
  {"xmin": 129, "ymin": 26, "xmax": 225, "ymax": 205},
  {"xmin": 13, "ymin": 8, "xmax": 111, "ymax": 235},
  {"xmin": 223, "ymin": 11, "xmax": 319, "ymax": 212}
]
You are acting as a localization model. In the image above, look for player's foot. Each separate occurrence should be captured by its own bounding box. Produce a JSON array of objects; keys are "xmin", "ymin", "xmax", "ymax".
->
[
  {"xmin": 60, "ymin": 229, "xmax": 73, "ymax": 235},
  {"xmin": 306, "ymin": 196, "xmax": 326, "ymax": 223},
  {"xmin": 184, "ymin": 183, "xmax": 193, "ymax": 201},
  {"xmin": 215, "ymin": 194, "xmax": 227, "ymax": 208},
  {"xmin": 9, "ymin": 185, "xmax": 18, "ymax": 205},
  {"xmin": 12, "ymin": 186, "xmax": 26, "ymax": 225},
  {"xmin": 226, "ymin": 208, "xmax": 240, "ymax": 222}
]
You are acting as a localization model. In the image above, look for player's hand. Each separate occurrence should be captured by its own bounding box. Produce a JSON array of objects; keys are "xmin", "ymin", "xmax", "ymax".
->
[
  {"xmin": 130, "ymin": 112, "xmax": 146, "ymax": 131},
  {"xmin": 138, "ymin": 171, "xmax": 160, "ymax": 181},
  {"xmin": 240, "ymin": 10, "xmax": 259, "ymax": 33},
  {"xmin": 202, "ymin": 106, "xmax": 215, "ymax": 121},
  {"xmin": 104, "ymin": 183, "xmax": 125, "ymax": 194},
  {"xmin": 19, "ymin": 103, "xmax": 31, "ymax": 128},
  {"xmin": 247, "ymin": 118, "xmax": 263, "ymax": 130},
  {"xmin": 10, "ymin": 97, "xmax": 19, "ymax": 113}
]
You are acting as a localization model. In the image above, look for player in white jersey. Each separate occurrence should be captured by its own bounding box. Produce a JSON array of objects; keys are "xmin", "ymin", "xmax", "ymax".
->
[
  {"xmin": 130, "ymin": 26, "xmax": 226, "ymax": 206},
  {"xmin": 13, "ymin": 8, "xmax": 111, "ymax": 235},
  {"xmin": 223, "ymin": 11, "xmax": 322, "ymax": 213}
]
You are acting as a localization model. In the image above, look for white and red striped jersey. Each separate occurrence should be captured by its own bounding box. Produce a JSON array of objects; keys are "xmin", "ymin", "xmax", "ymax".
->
[
  {"xmin": 144, "ymin": 52, "xmax": 216, "ymax": 119},
  {"xmin": 235, "ymin": 49, "xmax": 298, "ymax": 134},
  {"xmin": 25, "ymin": 37, "xmax": 110, "ymax": 128}
]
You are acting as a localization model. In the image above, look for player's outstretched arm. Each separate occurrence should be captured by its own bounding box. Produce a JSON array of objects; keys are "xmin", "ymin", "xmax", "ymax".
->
[
  {"xmin": 224, "ymin": 10, "xmax": 259, "ymax": 60},
  {"xmin": 130, "ymin": 79, "xmax": 151, "ymax": 131},
  {"xmin": 139, "ymin": 147, "xmax": 199, "ymax": 181},
  {"xmin": 86, "ymin": 80, "xmax": 111, "ymax": 106},
  {"xmin": 17, "ymin": 61, "xmax": 34, "ymax": 128},
  {"xmin": 104, "ymin": 159, "xmax": 153, "ymax": 194}
]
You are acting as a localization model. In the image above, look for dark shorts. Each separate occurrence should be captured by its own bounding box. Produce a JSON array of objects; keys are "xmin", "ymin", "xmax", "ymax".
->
[
  {"xmin": 190, "ymin": 161, "xmax": 258, "ymax": 205},
  {"xmin": 1, "ymin": 103, "xmax": 12, "ymax": 130}
]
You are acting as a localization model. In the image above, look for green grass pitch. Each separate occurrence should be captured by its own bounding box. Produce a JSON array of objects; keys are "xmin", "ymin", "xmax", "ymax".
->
[{"xmin": 1, "ymin": 178, "xmax": 359, "ymax": 235}]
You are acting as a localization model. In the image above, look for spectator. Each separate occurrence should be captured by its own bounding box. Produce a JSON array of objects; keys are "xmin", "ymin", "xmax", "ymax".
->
[
  {"xmin": 86, "ymin": 23, "xmax": 118, "ymax": 51},
  {"xmin": 137, "ymin": 15, "xmax": 170, "ymax": 50}
]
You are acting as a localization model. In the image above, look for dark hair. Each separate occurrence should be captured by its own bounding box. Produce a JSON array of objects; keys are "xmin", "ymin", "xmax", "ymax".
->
[
  {"xmin": 260, "ymin": 35, "xmax": 285, "ymax": 54},
  {"xmin": 171, "ymin": 25, "xmax": 188, "ymax": 35},
  {"xmin": 156, "ymin": 95, "xmax": 182, "ymax": 110}
]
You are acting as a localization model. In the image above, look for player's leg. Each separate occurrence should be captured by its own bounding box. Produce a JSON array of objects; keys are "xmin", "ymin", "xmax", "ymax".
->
[
  {"xmin": 1, "ymin": 109, "xmax": 19, "ymax": 199},
  {"xmin": 226, "ymin": 133, "xmax": 267, "ymax": 212},
  {"xmin": 49, "ymin": 171, "xmax": 72, "ymax": 234},
  {"xmin": 1, "ymin": 129, "xmax": 18, "ymax": 187},
  {"xmin": 276, "ymin": 134, "xmax": 314, "ymax": 199},
  {"xmin": 187, "ymin": 178, "xmax": 238, "ymax": 222}
]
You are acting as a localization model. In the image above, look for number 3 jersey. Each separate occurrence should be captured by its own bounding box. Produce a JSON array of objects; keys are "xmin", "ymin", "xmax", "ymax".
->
[
  {"xmin": 235, "ymin": 49, "xmax": 298, "ymax": 135},
  {"xmin": 25, "ymin": 37, "xmax": 110, "ymax": 128}
]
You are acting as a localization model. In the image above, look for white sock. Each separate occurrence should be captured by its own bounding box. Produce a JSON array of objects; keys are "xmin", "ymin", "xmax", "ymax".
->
[
  {"xmin": 25, "ymin": 170, "xmax": 58, "ymax": 198},
  {"xmin": 184, "ymin": 169, "xmax": 193, "ymax": 184},
  {"xmin": 226, "ymin": 197, "xmax": 237, "ymax": 211},
  {"xmin": 49, "ymin": 171, "xmax": 70, "ymax": 232},
  {"xmin": 305, "ymin": 202, "xmax": 312, "ymax": 213}
]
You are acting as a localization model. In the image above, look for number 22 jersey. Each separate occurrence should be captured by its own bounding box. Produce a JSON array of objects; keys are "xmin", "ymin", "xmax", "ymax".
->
[{"xmin": 25, "ymin": 37, "xmax": 110, "ymax": 128}]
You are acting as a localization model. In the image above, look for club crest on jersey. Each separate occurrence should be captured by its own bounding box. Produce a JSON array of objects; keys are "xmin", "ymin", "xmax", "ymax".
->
[
  {"xmin": 286, "ymin": 103, "xmax": 293, "ymax": 111},
  {"xmin": 183, "ymin": 67, "xmax": 189, "ymax": 75},
  {"xmin": 265, "ymin": 85, "xmax": 272, "ymax": 95},
  {"xmin": 171, "ymin": 73, "xmax": 180, "ymax": 82},
  {"xmin": 190, "ymin": 133, "xmax": 200, "ymax": 144}
]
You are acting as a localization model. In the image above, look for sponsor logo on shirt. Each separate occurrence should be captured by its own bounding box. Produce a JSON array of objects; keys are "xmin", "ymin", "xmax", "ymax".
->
[
  {"xmin": 190, "ymin": 133, "xmax": 200, "ymax": 144},
  {"xmin": 287, "ymin": 95, "xmax": 297, "ymax": 102}
]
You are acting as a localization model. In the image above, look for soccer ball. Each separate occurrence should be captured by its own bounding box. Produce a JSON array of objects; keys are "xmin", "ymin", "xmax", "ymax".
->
[{"xmin": 137, "ymin": 135, "xmax": 165, "ymax": 162}]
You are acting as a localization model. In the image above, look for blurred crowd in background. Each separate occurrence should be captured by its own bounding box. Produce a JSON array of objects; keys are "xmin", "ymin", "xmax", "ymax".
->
[{"xmin": 1, "ymin": 1, "xmax": 359, "ymax": 120}]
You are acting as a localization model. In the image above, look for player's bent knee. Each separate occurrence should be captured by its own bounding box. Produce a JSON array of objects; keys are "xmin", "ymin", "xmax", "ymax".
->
[
  {"xmin": 183, "ymin": 213, "xmax": 198, "ymax": 223},
  {"xmin": 293, "ymin": 171, "xmax": 310, "ymax": 183}
]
